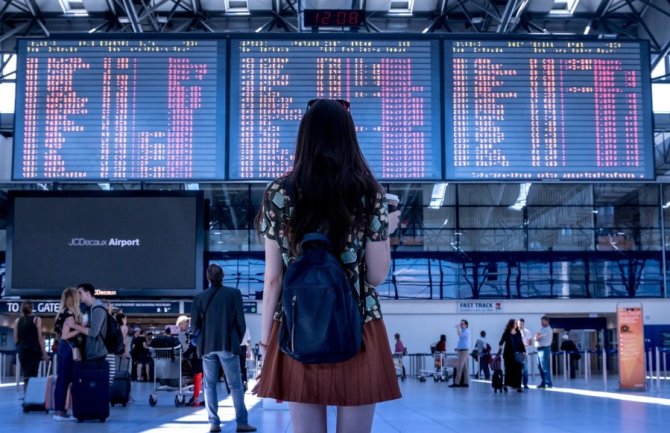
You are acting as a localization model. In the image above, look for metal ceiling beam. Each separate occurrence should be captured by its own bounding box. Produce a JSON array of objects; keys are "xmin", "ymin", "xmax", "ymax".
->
[
  {"xmin": 0, "ymin": 53, "xmax": 16, "ymax": 81},
  {"xmin": 623, "ymin": 0, "xmax": 659, "ymax": 49},
  {"xmin": 0, "ymin": 21, "xmax": 31, "ymax": 45},
  {"xmin": 121, "ymin": 0, "xmax": 143, "ymax": 32},
  {"xmin": 3, "ymin": 0, "xmax": 30, "ymax": 14},
  {"xmin": 653, "ymin": 38, "xmax": 670, "ymax": 70},
  {"xmin": 456, "ymin": 0, "xmax": 481, "ymax": 33},
  {"xmin": 0, "ymin": 0, "xmax": 16, "ymax": 22},
  {"xmin": 497, "ymin": 0, "xmax": 520, "ymax": 33},
  {"xmin": 24, "ymin": 0, "xmax": 50, "ymax": 37},
  {"xmin": 137, "ymin": 0, "xmax": 161, "ymax": 32}
]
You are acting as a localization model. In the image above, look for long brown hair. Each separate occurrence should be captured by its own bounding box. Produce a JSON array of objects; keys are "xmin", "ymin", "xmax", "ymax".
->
[
  {"xmin": 268, "ymin": 99, "xmax": 380, "ymax": 254},
  {"xmin": 504, "ymin": 318, "xmax": 517, "ymax": 334}
]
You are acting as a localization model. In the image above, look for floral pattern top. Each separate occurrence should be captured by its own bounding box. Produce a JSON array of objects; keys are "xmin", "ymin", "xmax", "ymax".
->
[{"xmin": 259, "ymin": 178, "xmax": 389, "ymax": 322}]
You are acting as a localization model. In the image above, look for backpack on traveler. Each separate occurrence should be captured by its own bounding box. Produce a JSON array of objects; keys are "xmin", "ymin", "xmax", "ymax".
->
[
  {"xmin": 93, "ymin": 306, "xmax": 125, "ymax": 355},
  {"xmin": 279, "ymin": 233, "xmax": 363, "ymax": 364}
]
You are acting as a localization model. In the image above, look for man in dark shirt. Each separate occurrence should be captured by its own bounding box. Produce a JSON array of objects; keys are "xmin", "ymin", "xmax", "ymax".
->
[{"xmin": 192, "ymin": 264, "xmax": 256, "ymax": 433}]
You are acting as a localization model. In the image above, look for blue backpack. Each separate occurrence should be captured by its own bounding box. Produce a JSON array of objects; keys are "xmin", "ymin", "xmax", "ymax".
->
[{"xmin": 279, "ymin": 233, "xmax": 363, "ymax": 364}]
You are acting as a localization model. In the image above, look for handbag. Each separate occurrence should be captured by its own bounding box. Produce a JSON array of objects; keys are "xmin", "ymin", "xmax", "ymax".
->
[
  {"xmin": 514, "ymin": 352, "xmax": 526, "ymax": 364},
  {"xmin": 71, "ymin": 346, "xmax": 82, "ymax": 361}
]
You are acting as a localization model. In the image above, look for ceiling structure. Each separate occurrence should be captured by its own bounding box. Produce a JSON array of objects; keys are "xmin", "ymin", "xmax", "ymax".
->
[{"xmin": 0, "ymin": 0, "xmax": 668, "ymax": 57}]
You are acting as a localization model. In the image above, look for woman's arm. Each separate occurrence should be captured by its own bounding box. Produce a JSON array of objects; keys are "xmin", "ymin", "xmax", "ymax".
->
[
  {"xmin": 365, "ymin": 210, "xmax": 400, "ymax": 287},
  {"xmin": 12, "ymin": 318, "xmax": 19, "ymax": 344},
  {"xmin": 35, "ymin": 317, "xmax": 48, "ymax": 360},
  {"xmin": 69, "ymin": 321, "xmax": 89, "ymax": 336},
  {"xmin": 260, "ymin": 237, "xmax": 283, "ymax": 351},
  {"xmin": 61, "ymin": 316, "xmax": 81, "ymax": 340}
]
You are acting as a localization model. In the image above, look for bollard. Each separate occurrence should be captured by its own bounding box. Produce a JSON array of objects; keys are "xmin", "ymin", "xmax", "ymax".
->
[
  {"xmin": 656, "ymin": 347, "xmax": 661, "ymax": 391},
  {"xmin": 562, "ymin": 352, "xmax": 568, "ymax": 382},
  {"xmin": 585, "ymin": 351, "xmax": 590, "ymax": 382},
  {"xmin": 664, "ymin": 352, "xmax": 668, "ymax": 380},
  {"xmin": 602, "ymin": 347, "xmax": 607, "ymax": 389},
  {"xmin": 647, "ymin": 348, "xmax": 652, "ymax": 379},
  {"xmin": 16, "ymin": 353, "xmax": 20, "ymax": 391}
]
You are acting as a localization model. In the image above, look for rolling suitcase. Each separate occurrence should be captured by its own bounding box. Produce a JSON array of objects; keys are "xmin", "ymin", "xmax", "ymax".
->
[
  {"xmin": 492, "ymin": 369, "xmax": 505, "ymax": 393},
  {"xmin": 490, "ymin": 354, "xmax": 505, "ymax": 393},
  {"xmin": 22, "ymin": 360, "xmax": 52, "ymax": 413},
  {"xmin": 22, "ymin": 376, "xmax": 49, "ymax": 413},
  {"xmin": 72, "ymin": 360, "xmax": 110, "ymax": 422},
  {"xmin": 110, "ymin": 358, "xmax": 131, "ymax": 407}
]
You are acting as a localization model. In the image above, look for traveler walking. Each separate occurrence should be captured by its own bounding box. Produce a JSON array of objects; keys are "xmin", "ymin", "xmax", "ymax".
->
[
  {"xmin": 192, "ymin": 264, "xmax": 255, "ymax": 433},
  {"xmin": 499, "ymin": 319, "xmax": 526, "ymax": 393},
  {"xmin": 13, "ymin": 300, "xmax": 48, "ymax": 391}
]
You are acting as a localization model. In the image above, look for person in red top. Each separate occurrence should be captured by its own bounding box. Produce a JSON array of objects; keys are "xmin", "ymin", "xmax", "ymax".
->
[
  {"xmin": 436, "ymin": 334, "xmax": 447, "ymax": 352},
  {"xmin": 394, "ymin": 333, "xmax": 406, "ymax": 355}
]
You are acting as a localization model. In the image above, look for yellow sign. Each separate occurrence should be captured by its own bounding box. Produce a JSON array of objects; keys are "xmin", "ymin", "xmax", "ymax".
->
[{"xmin": 617, "ymin": 303, "xmax": 646, "ymax": 391}]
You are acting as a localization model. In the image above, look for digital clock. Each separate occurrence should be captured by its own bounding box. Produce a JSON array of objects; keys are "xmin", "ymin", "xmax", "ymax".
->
[{"xmin": 303, "ymin": 9, "xmax": 365, "ymax": 27}]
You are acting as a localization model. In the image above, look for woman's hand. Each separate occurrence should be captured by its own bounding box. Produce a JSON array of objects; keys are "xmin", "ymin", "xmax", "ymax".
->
[{"xmin": 388, "ymin": 210, "xmax": 401, "ymax": 234}]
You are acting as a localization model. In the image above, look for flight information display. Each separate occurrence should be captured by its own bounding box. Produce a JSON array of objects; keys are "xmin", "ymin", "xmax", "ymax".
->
[
  {"xmin": 229, "ymin": 38, "xmax": 442, "ymax": 180},
  {"xmin": 13, "ymin": 38, "xmax": 225, "ymax": 181},
  {"xmin": 445, "ymin": 39, "xmax": 653, "ymax": 180}
]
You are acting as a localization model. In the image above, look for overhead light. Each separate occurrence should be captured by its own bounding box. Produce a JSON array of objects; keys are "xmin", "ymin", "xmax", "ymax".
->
[
  {"xmin": 388, "ymin": 0, "xmax": 414, "ymax": 16},
  {"xmin": 663, "ymin": 201, "xmax": 670, "ymax": 209},
  {"xmin": 509, "ymin": 183, "xmax": 532, "ymax": 211},
  {"xmin": 549, "ymin": 0, "xmax": 581, "ymax": 16},
  {"xmin": 57, "ymin": 0, "xmax": 89, "ymax": 16},
  {"xmin": 225, "ymin": 0, "xmax": 250, "ymax": 16},
  {"xmin": 429, "ymin": 183, "xmax": 448, "ymax": 209}
]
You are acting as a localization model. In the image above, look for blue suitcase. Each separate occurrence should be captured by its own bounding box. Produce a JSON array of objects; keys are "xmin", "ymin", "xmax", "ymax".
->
[{"xmin": 72, "ymin": 360, "xmax": 110, "ymax": 422}]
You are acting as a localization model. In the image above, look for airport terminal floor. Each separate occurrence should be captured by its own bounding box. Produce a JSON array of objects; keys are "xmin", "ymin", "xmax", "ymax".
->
[{"xmin": 3, "ymin": 376, "xmax": 670, "ymax": 433}]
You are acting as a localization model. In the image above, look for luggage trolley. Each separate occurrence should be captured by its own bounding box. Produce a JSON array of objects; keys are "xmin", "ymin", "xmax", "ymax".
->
[
  {"xmin": 392, "ymin": 353, "xmax": 406, "ymax": 381},
  {"xmin": 148, "ymin": 345, "xmax": 193, "ymax": 407},
  {"xmin": 418, "ymin": 352, "xmax": 450, "ymax": 382}
]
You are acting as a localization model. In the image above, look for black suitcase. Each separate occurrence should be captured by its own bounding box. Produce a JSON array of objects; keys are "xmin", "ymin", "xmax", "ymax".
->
[
  {"xmin": 451, "ymin": 367, "xmax": 466, "ymax": 386},
  {"xmin": 110, "ymin": 359, "xmax": 131, "ymax": 407},
  {"xmin": 72, "ymin": 360, "xmax": 110, "ymax": 422},
  {"xmin": 492, "ymin": 369, "xmax": 504, "ymax": 393}
]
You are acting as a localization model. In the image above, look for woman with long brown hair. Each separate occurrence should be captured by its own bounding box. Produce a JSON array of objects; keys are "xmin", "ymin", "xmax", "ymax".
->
[
  {"xmin": 255, "ymin": 99, "xmax": 401, "ymax": 433},
  {"xmin": 498, "ymin": 318, "xmax": 526, "ymax": 393}
]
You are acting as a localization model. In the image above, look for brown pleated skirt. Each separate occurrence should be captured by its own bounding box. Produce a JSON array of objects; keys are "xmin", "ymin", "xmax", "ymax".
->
[{"xmin": 255, "ymin": 318, "xmax": 402, "ymax": 406}]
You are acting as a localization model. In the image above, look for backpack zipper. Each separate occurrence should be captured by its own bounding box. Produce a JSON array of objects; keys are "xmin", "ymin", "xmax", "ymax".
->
[{"xmin": 291, "ymin": 295, "xmax": 297, "ymax": 352}]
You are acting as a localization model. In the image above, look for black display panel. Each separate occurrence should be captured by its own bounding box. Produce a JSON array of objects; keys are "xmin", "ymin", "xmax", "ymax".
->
[
  {"xmin": 445, "ymin": 39, "xmax": 654, "ymax": 180},
  {"xmin": 5, "ymin": 191, "xmax": 205, "ymax": 298},
  {"xmin": 13, "ymin": 38, "xmax": 225, "ymax": 181},
  {"xmin": 229, "ymin": 37, "xmax": 442, "ymax": 180}
]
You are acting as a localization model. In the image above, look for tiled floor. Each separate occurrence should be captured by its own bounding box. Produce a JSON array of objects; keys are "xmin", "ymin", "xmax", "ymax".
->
[{"xmin": 2, "ymin": 376, "xmax": 669, "ymax": 433}]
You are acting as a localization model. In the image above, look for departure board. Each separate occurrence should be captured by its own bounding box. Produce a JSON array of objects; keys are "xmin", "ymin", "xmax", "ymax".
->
[
  {"xmin": 229, "ymin": 38, "xmax": 442, "ymax": 180},
  {"xmin": 445, "ymin": 39, "xmax": 653, "ymax": 180},
  {"xmin": 13, "ymin": 38, "xmax": 225, "ymax": 181}
]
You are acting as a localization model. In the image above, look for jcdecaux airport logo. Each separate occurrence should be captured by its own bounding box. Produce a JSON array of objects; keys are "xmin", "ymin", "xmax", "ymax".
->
[{"xmin": 68, "ymin": 237, "xmax": 141, "ymax": 247}]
